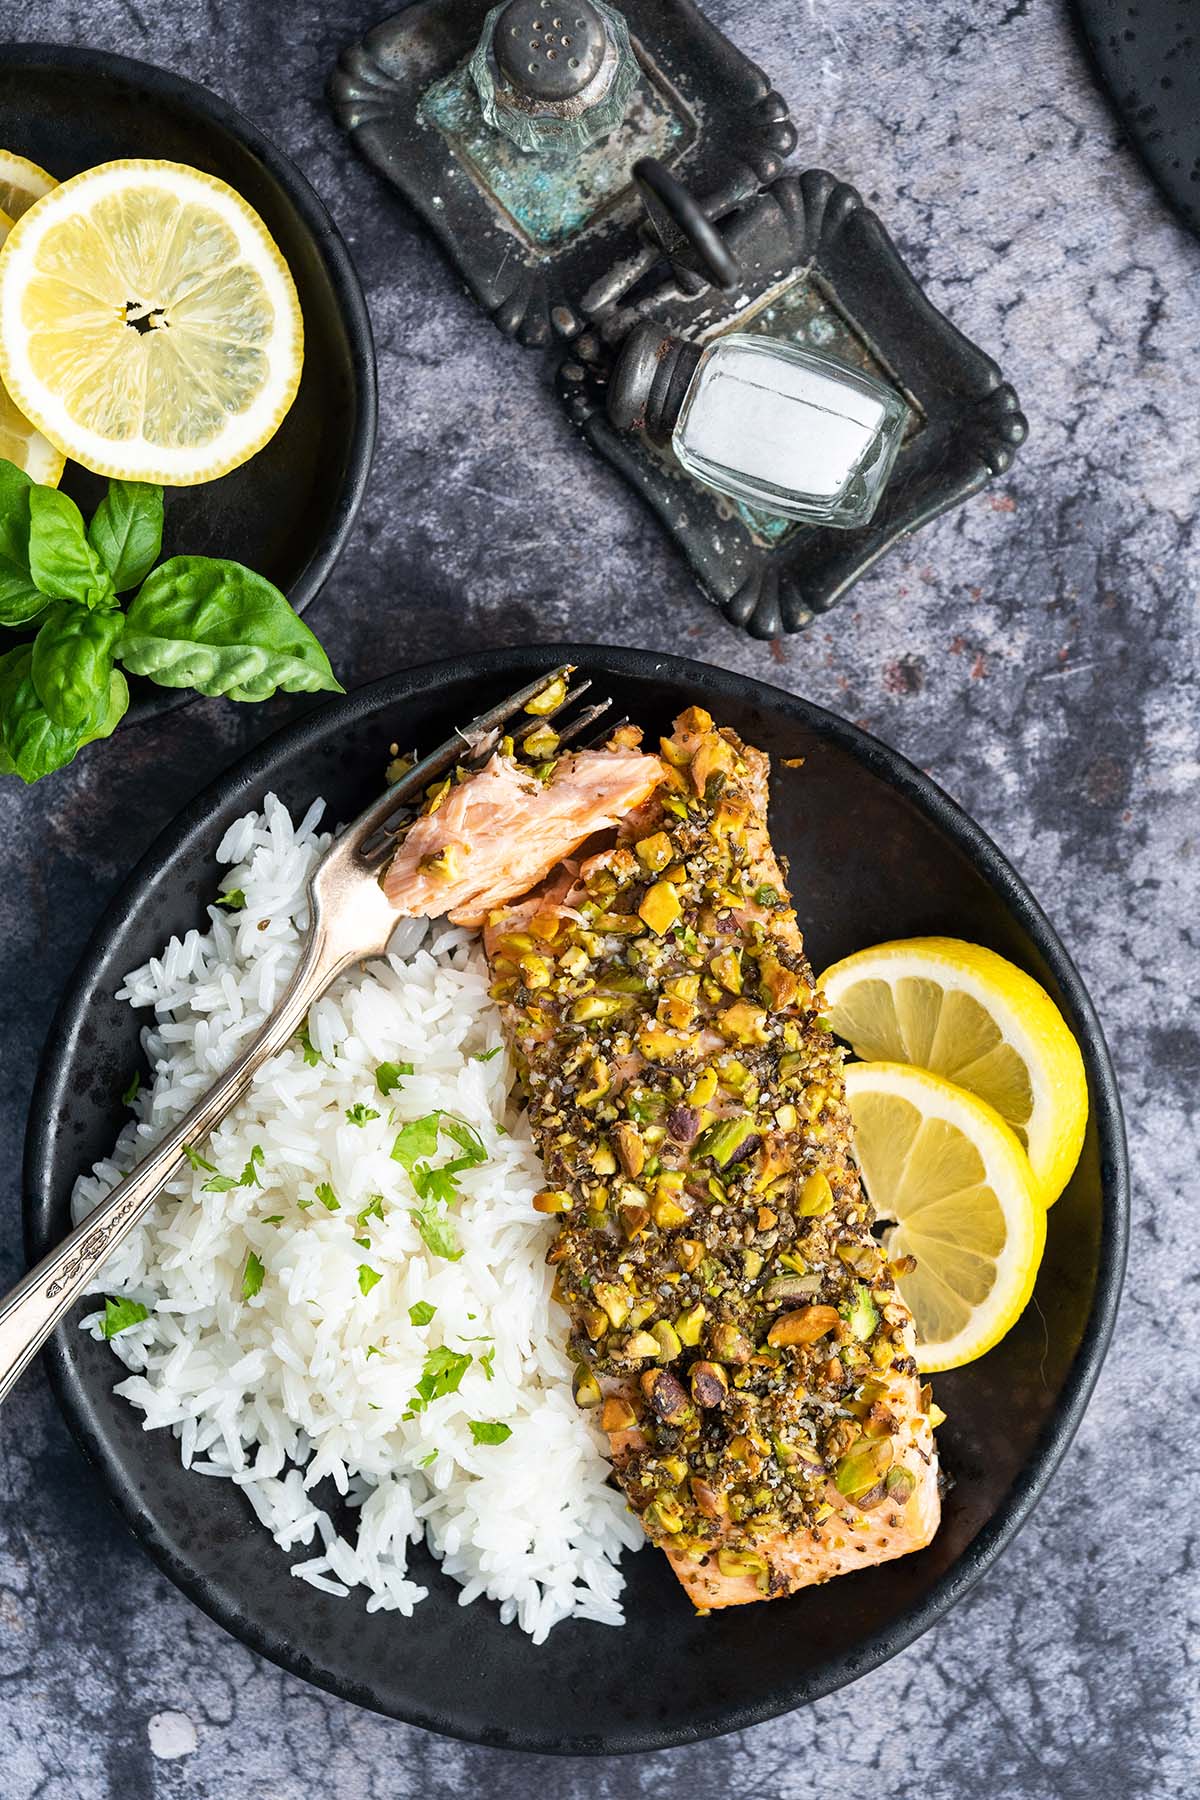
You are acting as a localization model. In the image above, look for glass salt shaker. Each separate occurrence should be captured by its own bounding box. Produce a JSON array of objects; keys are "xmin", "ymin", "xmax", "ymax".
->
[{"xmin": 608, "ymin": 323, "xmax": 908, "ymax": 527}]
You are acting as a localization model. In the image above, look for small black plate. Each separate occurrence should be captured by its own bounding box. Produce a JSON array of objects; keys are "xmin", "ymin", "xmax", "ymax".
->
[
  {"xmin": 0, "ymin": 44, "xmax": 377, "ymax": 722},
  {"xmin": 24, "ymin": 646, "xmax": 1127, "ymax": 1754},
  {"xmin": 1074, "ymin": 0, "xmax": 1200, "ymax": 240}
]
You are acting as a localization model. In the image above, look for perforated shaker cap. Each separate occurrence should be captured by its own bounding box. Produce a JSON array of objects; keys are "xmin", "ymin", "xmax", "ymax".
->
[{"xmin": 494, "ymin": 1, "xmax": 608, "ymax": 102}]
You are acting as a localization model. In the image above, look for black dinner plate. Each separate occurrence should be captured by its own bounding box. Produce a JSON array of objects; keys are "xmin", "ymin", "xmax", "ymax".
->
[
  {"xmin": 1073, "ymin": 0, "xmax": 1200, "ymax": 240},
  {"xmin": 23, "ymin": 645, "xmax": 1128, "ymax": 1754},
  {"xmin": 0, "ymin": 43, "xmax": 377, "ymax": 722}
]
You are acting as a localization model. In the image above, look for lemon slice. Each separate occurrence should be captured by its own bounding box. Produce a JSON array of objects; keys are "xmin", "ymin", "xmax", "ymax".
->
[
  {"xmin": 844, "ymin": 1061, "xmax": 1045, "ymax": 1372},
  {"xmin": 819, "ymin": 937, "xmax": 1087, "ymax": 1205},
  {"xmin": 0, "ymin": 159, "xmax": 303, "ymax": 485},
  {"xmin": 0, "ymin": 207, "xmax": 64, "ymax": 485},
  {"xmin": 0, "ymin": 149, "xmax": 56, "ymax": 221}
]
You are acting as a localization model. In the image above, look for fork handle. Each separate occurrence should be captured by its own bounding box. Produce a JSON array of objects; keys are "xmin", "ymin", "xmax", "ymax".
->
[{"xmin": 0, "ymin": 922, "xmax": 351, "ymax": 1409}]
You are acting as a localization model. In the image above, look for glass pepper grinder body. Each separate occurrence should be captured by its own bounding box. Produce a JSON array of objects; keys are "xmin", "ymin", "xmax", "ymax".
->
[{"xmin": 610, "ymin": 323, "xmax": 908, "ymax": 528}]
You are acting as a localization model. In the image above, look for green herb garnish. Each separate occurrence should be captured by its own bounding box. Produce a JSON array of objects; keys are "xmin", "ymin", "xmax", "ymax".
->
[
  {"xmin": 242, "ymin": 1251, "xmax": 265, "ymax": 1299},
  {"xmin": 407, "ymin": 1346, "xmax": 472, "ymax": 1414},
  {"xmin": 204, "ymin": 1145, "xmax": 264, "ymax": 1193},
  {"xmin": 412, "ymin": 1206, "xmax": 463, "ymax": 1262},
  {"xmin": 391, "ymin": 1113, "xmax": 442, "ymax": 1172},
  {"xmin": 297, "ymin": 1023, "xmax": 321, "ymax": 1067},
  {"xmin": 315, "ymin": 1181, "xmax": 339, "ymax": 1211},
  {"xmin": 468, "ymin": 1421, "xmax": 511, "ymax": 1446},
  {"xmin": 100, "ymin": 1295, "xmax": 149, "ymax": 1339},
  {"xmin": 345, "ymin": 1103, "xmax": 380, "ymax": 1127},
  {"xmin": 121, "ymin": 1071, "xmax": 140, "ymax": 1105},
  {"xmin": 239, "ymin": 1145, "xmax": 264, "ymax": 1188},
  {"xmin": 182, "ymin": 1143, "xmax": 215, "ymax": 1173},
  {"xmin": 357, "ymin": 1195, "xmax": 385, "ymax": 1229},
  {"xmin": 409, "ymin": 1301, "xmax": 437, "ymax": 1327},
  {"xmin": 358, "ymin": 1264, "xmax": 382, "ymax": 1296},
  {"xmin": 375, "ymin": 1060, "xmax": 413, "ymax": 1096},
  {"xmin": 215, "ymin": 888, "xmax": 246, "ymax": 911}
]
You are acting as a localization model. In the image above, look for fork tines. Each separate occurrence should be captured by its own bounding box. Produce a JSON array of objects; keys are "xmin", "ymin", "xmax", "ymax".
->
[{"xmin": 354, "ymin": 664, "xmax": 613, "ymax": 862}]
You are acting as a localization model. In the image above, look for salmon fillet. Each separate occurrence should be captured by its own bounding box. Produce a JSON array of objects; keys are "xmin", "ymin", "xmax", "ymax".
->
[
  {"xmin": 387, "ymin": 706, "xmax": 941, "ymax": 1608},
  {"xmin": 382, "ymin": 744, "xmax": 663, "ymax": 926}
]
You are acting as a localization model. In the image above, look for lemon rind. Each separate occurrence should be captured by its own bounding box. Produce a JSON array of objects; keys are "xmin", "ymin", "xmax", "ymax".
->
[
  {"xmin": 844, "ymin": 1060, "xmax": 1046, "ymax": 1373},
  {"xmin": 820, "ymin": 935, "xmax": 1088, "ymax": 1206}
]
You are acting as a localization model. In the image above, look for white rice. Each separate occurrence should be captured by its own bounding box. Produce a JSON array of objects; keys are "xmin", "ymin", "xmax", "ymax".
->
[{"xmin": 70, "ymin": 793, "xmax": 639, "ymax": 1642}]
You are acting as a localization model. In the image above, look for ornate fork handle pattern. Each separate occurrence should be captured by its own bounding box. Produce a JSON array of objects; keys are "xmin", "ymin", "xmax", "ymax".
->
[{"xmin": 0, "ymin": 910, "xmax": 354, "ymax": 1408}]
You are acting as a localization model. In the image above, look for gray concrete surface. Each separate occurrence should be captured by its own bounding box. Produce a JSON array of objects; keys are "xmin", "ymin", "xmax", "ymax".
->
[{"xmin": 0, "ymin": 1, "xmax": 1195, "ymax": 1795}]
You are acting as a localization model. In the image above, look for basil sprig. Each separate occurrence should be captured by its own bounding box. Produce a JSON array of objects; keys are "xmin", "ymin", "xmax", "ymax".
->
[{"xmin": 0, "ymin": 459, "xmax": 342, "ymax": 783}]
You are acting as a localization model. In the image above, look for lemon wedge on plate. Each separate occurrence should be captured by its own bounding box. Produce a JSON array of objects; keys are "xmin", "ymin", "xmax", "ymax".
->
[
  {"xmin": 0, "ymin": 148, "xmax": 56, "ymax": 221},
  {"xmin": 819, "ymin": 937, "xmax": 1087, "ymax": 1205},
  {"xmin": 0, "ymin": 207, "xmax": 64, "ymax": 485},
  {"xmin": 0, "ymin": 159, "xmax": 303, "ymax": 486},
  {"xmin": 844, "ymin": 1061, "xmax": 1045, "ymax": 1372}
]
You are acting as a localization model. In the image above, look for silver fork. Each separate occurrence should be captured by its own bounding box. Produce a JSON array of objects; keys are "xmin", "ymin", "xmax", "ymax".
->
[{"xmin": 0, "ymin": 665, "xmax": 610, "ymax": 1407}]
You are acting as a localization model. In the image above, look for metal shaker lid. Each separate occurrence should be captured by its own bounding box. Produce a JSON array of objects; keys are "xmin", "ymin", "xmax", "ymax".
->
[
  {"xmin": 494, "ymin": 1, "xmax": 608, "ymax": 103},
  {"xmin": 607, "ymin": 321, "xmax": 703, "ymax": 443}
]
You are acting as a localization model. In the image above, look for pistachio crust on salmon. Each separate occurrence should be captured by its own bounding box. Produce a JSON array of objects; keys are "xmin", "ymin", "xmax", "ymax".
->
[{"xmin": 386, "ymin": 705, "xmax": 941, "ymax": 1607}]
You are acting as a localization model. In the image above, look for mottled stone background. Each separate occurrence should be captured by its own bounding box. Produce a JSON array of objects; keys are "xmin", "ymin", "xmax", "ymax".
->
[{"xmin": 0, "ymin": 0, "xmax": 1196, "ymax": 1795}]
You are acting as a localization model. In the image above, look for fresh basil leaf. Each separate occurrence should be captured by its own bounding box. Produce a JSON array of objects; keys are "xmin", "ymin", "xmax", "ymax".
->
[
  {"xmin": 78, "ymin": 670, "xmax": 130, "ymax": 749},
  {"xmin": 119, "ymin": 556, "xmax": 343, "ymax": 701},
  {"xmin": 0, "ymin": 646, "xmax": 124, "ymax": 783},
  {"xmin": 101, "ymin": 1296, "xmax": 149, "ymax": 1339},
  {"xmin": 31, "ymin": 601, "xmax": 124, "ymax": 728},
  {"xmin": 0, "ymin": 460, "xmax": 44, "ymax": 626},
  {"xmin": 0, "ymin": 564, "xmax": 47, "ymax": 627},
  {"xmin": 0, "ymin": 458, "xmax": 32, "ymax": 555},
  {"xmin": 468, "ymin": 1420, "xmax": 511, "ymax": 1446},
  {"xmin": 88, "ymin": 480, "xmax": 163, "ymax": 591},
  {"xmin": 28, "ymin": 487, "xmax": 116, "ymax": 609}
]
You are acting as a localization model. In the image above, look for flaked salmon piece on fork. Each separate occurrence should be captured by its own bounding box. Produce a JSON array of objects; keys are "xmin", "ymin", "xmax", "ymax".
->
[
  {"xmin": 382, "ymin": 741, "xmax": 664, "ymax": 926},
  {"xmin": 386, "ymin": 706, "xmax": 941, "ymax": 1609}
]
